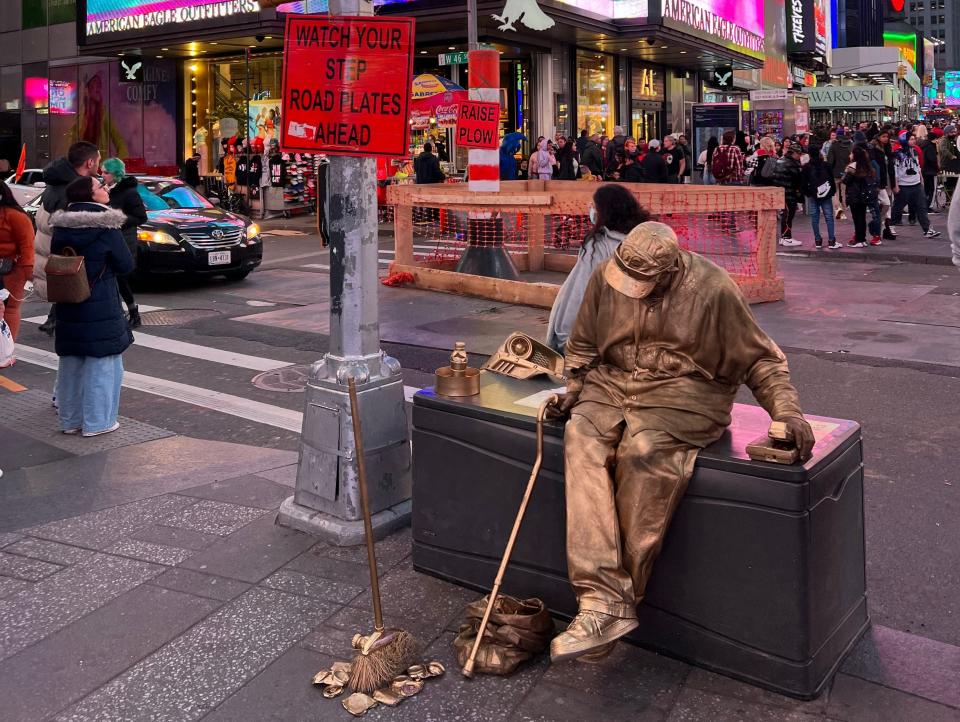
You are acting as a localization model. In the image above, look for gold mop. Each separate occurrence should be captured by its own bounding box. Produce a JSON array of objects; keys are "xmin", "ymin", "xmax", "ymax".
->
[
  {"xmin": 461, "ymin": 395, "xmax": 558, "ymax": 678},
  {"xmin": 346, "ymin": 377, "xmax": 419, "ymax": 693}
]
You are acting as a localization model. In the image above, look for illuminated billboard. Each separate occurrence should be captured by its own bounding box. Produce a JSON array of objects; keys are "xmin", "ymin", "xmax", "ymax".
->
[
  {"xmin": 658, "ymin": 0, "xmax": 765, "ymax": 58},
  {"xmin": 945, "ymin": 71, "xmax": 960, "ymax": 107},
  {"xmin": 85, "ymin": 0, "xmax": 260, "ymax": 36},
  {"xmin": 884, "ymin": 30, "xmax": 918, "ymax": 72}
]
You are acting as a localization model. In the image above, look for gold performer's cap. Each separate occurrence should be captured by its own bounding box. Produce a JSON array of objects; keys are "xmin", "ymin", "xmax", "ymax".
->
[{"xmin": 603, "ymin": 221, "xmax": 680, "ymax": 299}]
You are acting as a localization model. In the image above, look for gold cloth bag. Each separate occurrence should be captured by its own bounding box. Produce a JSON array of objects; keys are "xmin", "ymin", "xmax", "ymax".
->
[{"xmin": 453, "ymin": 595, "xmax": 553, "ymax": 675}]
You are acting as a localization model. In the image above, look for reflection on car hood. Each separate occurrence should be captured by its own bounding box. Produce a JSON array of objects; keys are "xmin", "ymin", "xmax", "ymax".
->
[{"xmin": 142, "ymin": 208, "xmax": 247, "ymax": 228}]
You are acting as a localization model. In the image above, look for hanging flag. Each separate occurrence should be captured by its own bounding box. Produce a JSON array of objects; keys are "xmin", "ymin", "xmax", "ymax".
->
[{"xmin": 14, "ymin": 144, "xmax": 26, "ymax": 183}]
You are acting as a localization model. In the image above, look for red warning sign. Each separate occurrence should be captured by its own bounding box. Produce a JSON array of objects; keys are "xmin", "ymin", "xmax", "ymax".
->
[
  {"xmin": 281, "ymin": 14, "xmax": 415, "ymax": 157},
  {"xmin": 456, "ymin": 100, "xmax": 500, "ymax": 150}
]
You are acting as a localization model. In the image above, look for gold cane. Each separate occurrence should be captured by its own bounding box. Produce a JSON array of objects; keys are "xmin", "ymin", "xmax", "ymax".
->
[{"xmin": 462, "ymin": 395, "xmax": 558, "ymax": 678}]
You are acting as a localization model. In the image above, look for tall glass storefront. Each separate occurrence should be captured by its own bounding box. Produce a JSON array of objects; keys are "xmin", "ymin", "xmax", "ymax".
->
[{"xmin": 576, "ymin": 50, "xmax": 614, "ymax": 138}]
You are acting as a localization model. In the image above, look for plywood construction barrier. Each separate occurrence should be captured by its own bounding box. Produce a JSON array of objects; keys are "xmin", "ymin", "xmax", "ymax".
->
[{"xmin": 385, "ymin": 180, "xmax": 785, "ymax": 308}]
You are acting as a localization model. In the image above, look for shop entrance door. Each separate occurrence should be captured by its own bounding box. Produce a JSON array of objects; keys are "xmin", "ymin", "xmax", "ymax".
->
[{"xmin": 633, "ymin": 110, "xmax": 660, "ymax": 143}]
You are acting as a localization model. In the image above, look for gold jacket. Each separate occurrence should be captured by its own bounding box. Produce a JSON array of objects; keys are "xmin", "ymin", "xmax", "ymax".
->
[{"xmin": 564, "ymin": 250, "xmax": 804, "ymax": 447}]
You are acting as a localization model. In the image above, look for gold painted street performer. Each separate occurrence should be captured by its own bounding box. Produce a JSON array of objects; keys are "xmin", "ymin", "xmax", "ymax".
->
[{"xmin": 547, "ymin": 221, "xmax": 815, "ymax": 662}]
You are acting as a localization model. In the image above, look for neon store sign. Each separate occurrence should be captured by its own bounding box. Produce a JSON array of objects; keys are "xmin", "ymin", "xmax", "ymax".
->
[{"xmin": 86, "ymin": 0, "xmax": 261, "ymax": 36}]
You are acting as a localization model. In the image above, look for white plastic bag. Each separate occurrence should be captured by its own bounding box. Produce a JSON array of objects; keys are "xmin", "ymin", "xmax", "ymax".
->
[{"xmin": 0, "ymin": 289, "xmax": 13, "ymax": 368}]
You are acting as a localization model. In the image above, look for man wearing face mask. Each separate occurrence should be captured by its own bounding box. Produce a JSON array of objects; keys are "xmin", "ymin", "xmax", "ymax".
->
[{"xmin": 547, "ymin": 221, "xmax": 815, "ymax": 662}]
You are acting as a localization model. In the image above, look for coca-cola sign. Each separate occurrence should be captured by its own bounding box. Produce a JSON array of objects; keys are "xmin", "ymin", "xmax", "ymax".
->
[{"xmin": 435, "ymin": 104, "xmax": 459, "ymax": 128}]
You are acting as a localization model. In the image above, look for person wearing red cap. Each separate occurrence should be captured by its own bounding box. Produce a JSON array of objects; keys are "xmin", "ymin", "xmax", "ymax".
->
[{"xmin": 547, "ymin": 221, "xmax": 814, "ymax": 662}]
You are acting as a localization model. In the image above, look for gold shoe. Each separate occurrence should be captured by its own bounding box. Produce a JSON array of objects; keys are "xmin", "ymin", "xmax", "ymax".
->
[
  {"xmin": 549, "ymin": 610, "xmax": 638, "ymax": 663},
  {"xmin": 575, "ymin": 640, "xmax": 617, "ymax": 664}
]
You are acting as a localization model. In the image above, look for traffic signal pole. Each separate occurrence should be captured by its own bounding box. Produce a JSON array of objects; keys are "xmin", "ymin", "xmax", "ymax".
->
[{"xmin": 278, "ymin": 0, "xmax": 412, "ymax": 545}]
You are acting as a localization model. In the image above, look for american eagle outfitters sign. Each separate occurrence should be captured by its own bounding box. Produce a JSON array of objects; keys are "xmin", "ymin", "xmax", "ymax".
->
[{"xmin": 660, "ymin": 0, "xmax": 764, "ymax": 56}]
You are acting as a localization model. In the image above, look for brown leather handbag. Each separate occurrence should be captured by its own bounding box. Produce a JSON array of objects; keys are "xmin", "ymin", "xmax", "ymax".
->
[
  {"xmin": 453, "ymin": 595, "xmax": 554, "ymax": 676},
  {"xmin": 46, "ymin": 247, "xmax": 92, "ymax": 303}
]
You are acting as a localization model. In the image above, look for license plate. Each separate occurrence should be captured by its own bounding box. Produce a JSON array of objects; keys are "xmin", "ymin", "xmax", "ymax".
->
[{"xmin": 208, "ymin": 251, "xmax": 231, "ymax": 266}]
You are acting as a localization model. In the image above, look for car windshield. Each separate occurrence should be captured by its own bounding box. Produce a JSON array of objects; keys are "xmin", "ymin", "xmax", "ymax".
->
[{"xmin": 138, "ymin": 181, "xmax": 213, "ymax": 212}]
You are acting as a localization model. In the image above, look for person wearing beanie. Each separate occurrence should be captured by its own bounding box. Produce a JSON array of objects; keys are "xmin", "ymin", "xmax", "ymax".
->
[
  {"xmin": 938, "ymin": 125, "xmax": 960, "ymax": 195},
  {"xmin": 102, "ymin": 158, "xmax": 147, "ymax": 328},
  {"xmin": 916, "ymin": 128, "xmax": 941, "ymax": 213}
]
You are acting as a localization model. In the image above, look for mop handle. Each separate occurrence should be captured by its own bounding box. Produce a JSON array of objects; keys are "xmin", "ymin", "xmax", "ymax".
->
[
  {"xmin": 348, "ymin": 377, "xmax": 384, "ymax": 632},
  {"xmin": 463, "ymin": 395, "xmax": 558, "ymax": 678}
]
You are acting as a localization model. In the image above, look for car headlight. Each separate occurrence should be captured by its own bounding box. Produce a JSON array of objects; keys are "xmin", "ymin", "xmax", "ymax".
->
[
  {"xmin": 245, "ymin": 223, "xmax": 261, "ymax": 241},
  {"xmin": 137, "ymin": 229, "xmax": 179, "ymax": 246}
]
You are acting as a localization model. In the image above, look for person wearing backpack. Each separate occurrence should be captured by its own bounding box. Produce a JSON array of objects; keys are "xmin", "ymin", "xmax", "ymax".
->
[
  {"xmin": 750, "ymin": 137, "xmax": 778, "ymax": 186},
  {"xmin": 842, "ymin": 146, "xmax": 881, "ymax": 248},
  {"xmin": 772, "ymin": 146, "xmax": 804, "ymax": 244},
  {"xmin": 802, "ymin": 144, "xmax": 840, "ymax": 249},
  {"xmin": 712, "ymin": 130, "xmax": 745, "ymax": 186}
]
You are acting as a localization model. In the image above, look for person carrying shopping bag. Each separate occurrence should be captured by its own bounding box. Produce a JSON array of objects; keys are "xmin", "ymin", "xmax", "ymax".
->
[
  {"xmin": 49, "ymin": 176, "xmax": 134, "ymax": 437},
  {"xmin": 0, "ymin": 182, "xmax": 35, "ymax": 339}
]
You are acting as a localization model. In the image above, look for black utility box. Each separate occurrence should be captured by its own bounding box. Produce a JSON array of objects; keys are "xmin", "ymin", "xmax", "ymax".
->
[{"xmin": 412, "ymin": 373, "xmax": 868, "ymax": 699}]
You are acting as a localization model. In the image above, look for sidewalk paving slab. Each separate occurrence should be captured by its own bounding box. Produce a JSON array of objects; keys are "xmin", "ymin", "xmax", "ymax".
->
[
  {"xmin": 825, "ymin": 673, "xmax": 960, "ymax": 722},
  {"xmin": 0, "ymin": 584, "xmax": 220, "ymax": 722}
]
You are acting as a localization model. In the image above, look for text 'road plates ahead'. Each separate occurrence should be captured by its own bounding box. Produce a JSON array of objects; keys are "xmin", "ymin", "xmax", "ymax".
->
[
  {"xmin": 281, "ymin": 15, "xmax": 414, "ymax": 157},
  {"xmin": 456, "ymin": 100, "xmax": 500, "ymax": 150}
]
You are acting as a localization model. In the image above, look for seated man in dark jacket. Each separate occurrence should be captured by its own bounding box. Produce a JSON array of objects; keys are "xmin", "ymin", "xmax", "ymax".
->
[{"xmin": 414, "ymin": 143, "xmax": 445, "ymax": 184}]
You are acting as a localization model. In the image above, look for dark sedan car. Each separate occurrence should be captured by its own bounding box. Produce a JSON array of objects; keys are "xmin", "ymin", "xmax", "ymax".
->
[{"xmin": 25, "ymin": 176, "xmax": 262, "ymax": 281}]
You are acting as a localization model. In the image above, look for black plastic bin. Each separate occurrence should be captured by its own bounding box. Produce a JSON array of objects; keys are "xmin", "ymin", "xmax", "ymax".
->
[{"xmin": 411, "ymin": 372, "xmax": 869, "ymax": 699}]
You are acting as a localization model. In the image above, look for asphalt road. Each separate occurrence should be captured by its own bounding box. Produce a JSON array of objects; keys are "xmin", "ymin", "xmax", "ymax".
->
[{"xmin": 6, "ymin": 221, "xmax": 959, "ymax": 653}]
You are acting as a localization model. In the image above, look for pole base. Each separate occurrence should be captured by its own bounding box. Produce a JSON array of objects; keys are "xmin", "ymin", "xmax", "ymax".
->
[
  {"xmin": 277, "ymin": 496, "xmax": 412, "ymax": 546},
  {"xmin": 455, "ymin": 245, "xmax": 520, "ymax": 280}
]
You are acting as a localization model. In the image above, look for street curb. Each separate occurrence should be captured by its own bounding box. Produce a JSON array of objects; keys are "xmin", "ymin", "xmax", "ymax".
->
[{"xmin": 777, "ymin": 249, "xmax": 955, "ymax": 266}]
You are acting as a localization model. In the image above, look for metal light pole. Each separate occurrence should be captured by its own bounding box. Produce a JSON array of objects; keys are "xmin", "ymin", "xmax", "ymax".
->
[{"xmin": 278, "ymin": 0, "xmax": 412, "ymax": 545}]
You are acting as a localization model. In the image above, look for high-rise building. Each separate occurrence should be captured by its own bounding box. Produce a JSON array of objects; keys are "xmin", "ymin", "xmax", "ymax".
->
[
  {"xmin": 902, "ymin": 0, "xmax": 959, "ymax": 72},
  {"xmin": 832, "ymin": 0, "xmax": 886, "ymax": 48}
]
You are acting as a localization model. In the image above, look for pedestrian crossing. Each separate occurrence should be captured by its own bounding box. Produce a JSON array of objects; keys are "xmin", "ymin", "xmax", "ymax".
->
[{"xmin": 14, "ymin": 306, "xmax": 423, "ymax": 434}]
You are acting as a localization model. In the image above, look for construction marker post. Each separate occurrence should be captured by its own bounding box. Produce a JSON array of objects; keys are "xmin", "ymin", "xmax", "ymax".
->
[
  {"xmin": 455, "ymin": 47, "xmax": 520, "ymax": 280},
  {"xmin": 277, "ymin": 4, "xmax": 414, "ymax": 545}
]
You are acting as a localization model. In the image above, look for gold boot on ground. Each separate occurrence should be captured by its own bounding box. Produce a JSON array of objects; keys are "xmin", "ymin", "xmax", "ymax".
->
[{"xmin": 549, "ymin": 610, "xmax": 638, "ymax": 663}]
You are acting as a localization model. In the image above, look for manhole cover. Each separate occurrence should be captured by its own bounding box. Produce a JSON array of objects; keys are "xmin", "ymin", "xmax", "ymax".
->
[
  {"xmin": 139, "ymin": 309, "xmax": 222, "ymax": 326},
  {"xmin": 252, "ymin": 364, "xmax": 310, "ymax": 392}
]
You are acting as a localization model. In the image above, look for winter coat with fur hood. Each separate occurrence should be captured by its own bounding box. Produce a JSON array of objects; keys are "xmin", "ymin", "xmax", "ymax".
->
[
  {"xmin": 49, "ymin": 203, "xmax": 134, "ymax": 358},
  {"xmin": 32, "ymin": 158, "xmax": 81, "ymax": 301}
]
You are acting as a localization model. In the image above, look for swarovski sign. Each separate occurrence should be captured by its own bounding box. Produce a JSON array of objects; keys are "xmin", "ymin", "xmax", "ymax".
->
[{"xmin": 802, "ymin": 86, "xmax": 895, "ymax": 109}]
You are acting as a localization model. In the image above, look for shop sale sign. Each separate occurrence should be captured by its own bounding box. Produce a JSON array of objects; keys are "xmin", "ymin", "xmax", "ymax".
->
[
  {"xmin": 281, "ymin": 15, "xmax": 414, "ymax": 157},
  {"xmin": 456, "ymin": 100, "xmax": 500, "ymax": 149}
]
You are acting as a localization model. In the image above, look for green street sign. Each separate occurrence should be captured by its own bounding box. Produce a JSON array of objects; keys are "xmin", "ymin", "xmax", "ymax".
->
[{"xmin": 438, "ymin": 52, "xmax": 469, "ymax": 66}]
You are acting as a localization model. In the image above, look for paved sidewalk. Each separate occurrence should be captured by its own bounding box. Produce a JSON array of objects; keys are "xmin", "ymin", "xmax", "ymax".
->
[{"xmin": 1, "ymin": 389, "xmax": 959, "ymax": 721}]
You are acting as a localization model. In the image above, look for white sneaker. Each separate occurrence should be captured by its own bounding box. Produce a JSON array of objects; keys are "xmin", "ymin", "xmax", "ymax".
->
[
  {"xmin": 82, "ymin": 422, "xmax": 120, "ymax": 438},
  {"xmin": 62, "ymin": 428, "xmax": 82, "ymax": 435},
  {"xmin": 923, "ymin": 229, "xmax": 941, "ymax": 238},
  {"xmin": 779, "ymin": 238, "xmax": 802, "ymax": 247}
]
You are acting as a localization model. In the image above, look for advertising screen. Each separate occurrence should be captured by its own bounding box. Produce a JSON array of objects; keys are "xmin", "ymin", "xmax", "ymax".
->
[
  {"xmin": 659, "ymin": 0, "xmax": 765, "ymax": 58},
  {"xmin": 945, "ymin": 71, "xmax": 960, "ymax": 107},
  {"xmin": 24, "ymin": 77, "xmax": 48, "ymax": 110},
  {"xmin": 884, "ymin": 30, "xmax": 918, "ymax": 72}
]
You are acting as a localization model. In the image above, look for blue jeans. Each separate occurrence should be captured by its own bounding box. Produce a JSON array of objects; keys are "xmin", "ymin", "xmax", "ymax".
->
[
  {"xmin": 807, "ymin": 197, "xmax": 835, "ymax": 243},
  {"xmin": 56, "ymin": 355, "xmax": 124, "ymax": 433}
]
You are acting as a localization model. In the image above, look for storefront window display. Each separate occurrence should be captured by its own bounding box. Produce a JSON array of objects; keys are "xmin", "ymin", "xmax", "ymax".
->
[{"xmin": 576, "ymin": 51, "xmax": 614, "ymax": 138}]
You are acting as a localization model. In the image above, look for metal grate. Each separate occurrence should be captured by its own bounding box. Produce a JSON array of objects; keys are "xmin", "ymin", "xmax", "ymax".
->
[
  {"xmin": 3, "ymin": 389, "xmax": 173, "ymax": 456},
  {"xmin": 180, "ymin": 228, "xmax": 243, "ymax": 248},
  {"xmin": 251, "ymin": 364, "xmax": 309, "ymax": 393},
  {"xmin": 138, "ymin": 309, "xmax": 222, "ymax": 326}
]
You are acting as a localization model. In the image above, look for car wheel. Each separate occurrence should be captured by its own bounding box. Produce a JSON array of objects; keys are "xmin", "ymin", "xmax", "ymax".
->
[{"xmin": 224, "ymin": 269, "xmax": 251, "ymax": 281}]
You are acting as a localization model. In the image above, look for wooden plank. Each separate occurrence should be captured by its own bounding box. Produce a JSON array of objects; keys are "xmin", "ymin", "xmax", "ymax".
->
[
  {"xmin": 394, "ymin": 203, "xmax": 414, "ymax": 266},
  {"xmin": 406, "ymin": 192, "xmax": 552, "ymax": 207},
  {"xmin": 544, "ymin": 253, "xmax": 577, "ymax": 273},
  {"xmin": 389, "ymin": 263, "xmax": 559, "ymax": 308},
  {"xmin": 527, "ymin": 212, "xmax": 545, "ymax": 272}
]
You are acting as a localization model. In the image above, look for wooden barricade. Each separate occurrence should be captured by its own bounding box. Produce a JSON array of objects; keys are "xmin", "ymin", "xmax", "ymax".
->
[{"xmin": 386, "ymin": 180, "xmax": 785, "ymax": 308}]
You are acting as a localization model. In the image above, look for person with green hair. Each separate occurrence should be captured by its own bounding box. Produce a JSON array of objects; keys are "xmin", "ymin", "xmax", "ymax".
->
[{"xmin": 102, "ymin": 158, "xmax": 147, "ymax": 328}]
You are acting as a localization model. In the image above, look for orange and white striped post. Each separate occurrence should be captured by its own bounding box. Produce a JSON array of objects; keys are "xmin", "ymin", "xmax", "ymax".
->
[{"xmin": 467, "ymin": 48, "xmax": 500, "ymax": 192}]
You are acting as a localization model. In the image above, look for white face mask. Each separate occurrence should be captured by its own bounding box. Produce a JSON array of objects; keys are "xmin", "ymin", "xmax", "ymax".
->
[{"xmin": 589, "ymin": 206, "xmax": 597, "ymax": 225}]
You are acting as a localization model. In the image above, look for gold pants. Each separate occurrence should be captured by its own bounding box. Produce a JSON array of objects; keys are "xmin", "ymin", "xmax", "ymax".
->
[{"xmin": 564, "ymin": 412, "xmax": 698, "ymax": 618}]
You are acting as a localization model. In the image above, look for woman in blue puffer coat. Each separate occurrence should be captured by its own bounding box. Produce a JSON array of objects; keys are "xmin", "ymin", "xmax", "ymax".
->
[{"xmin": 49, "ymin": 175, "xmax": 133, "ymax": 436}]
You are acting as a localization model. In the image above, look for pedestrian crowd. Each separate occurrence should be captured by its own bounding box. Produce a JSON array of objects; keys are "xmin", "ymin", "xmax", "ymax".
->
[{"xmin": 494, "ymin": 119, "xmax": 960, "ymax": 252}]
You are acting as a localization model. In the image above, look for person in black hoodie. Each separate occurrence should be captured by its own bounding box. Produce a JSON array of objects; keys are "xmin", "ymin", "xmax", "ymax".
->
[
  {"xmin": 801, "ymin": 144, "xmax": 839, "ymax": 249},
  {"xmin": 772, "ymin": 146, "xmax": 803, "ymax": 244},
  {"xmin": 639, "ymin": 139, "xmax": 668, "ymax": 182},
  {"xmin": 102, "ymin": 158, "xmax": 147, "ymax": 328},
  {"xmin": 49, "ymin": 176, "xmax": 133, "ymax": 436},
  {"xmin": 918, "ymin": 132, "xmax": 940, "ymax": 213},
  {"xmin": 33, "ymin": 141, "xmax": 101, "ymax": 336}
]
